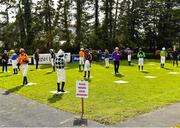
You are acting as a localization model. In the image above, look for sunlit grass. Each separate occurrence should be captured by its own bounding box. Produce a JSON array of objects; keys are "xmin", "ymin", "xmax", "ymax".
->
[{"xmin": 0, "ymin": 59, "xmax": 180, "ymax": 124}]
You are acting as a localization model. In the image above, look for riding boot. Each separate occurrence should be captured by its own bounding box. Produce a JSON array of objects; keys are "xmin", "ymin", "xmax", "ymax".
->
[
  {"xmin": 57, "ymin": 83, "xmax": 61, "ymax": 92},
  {"xmin": 25, "ymin": 76, "xmax": 28, "ymax": 85},
  {"xmin": 138, "ymin": 66, "xmax": 140, "ymax": 71},
  {"xmin": 88, "ymin": 71, "xmax": 90, "ymax": 78},
  {"xmin": 53, "ymin": 66, "xmax": 55, "ymax": 72},
  {"xmin": 23, "ymin": 77, "xmax": 26, "ymax": 85},
  {"xmin": 61, "ymin": 82, "xmax": 65, "ymax": 92},
  {"xmin": 84, "ymin": 71, "xmax": 87, "ymax": 78},
  {"xmin": 16, "ymin": 68, "xmax": 18, "ymax": 74}
]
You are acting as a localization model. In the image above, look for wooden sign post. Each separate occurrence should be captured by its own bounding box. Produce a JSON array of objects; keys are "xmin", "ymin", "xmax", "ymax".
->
[{"xmin": 73, "ymin": 81, "xmax": 88, "ymax": 126}]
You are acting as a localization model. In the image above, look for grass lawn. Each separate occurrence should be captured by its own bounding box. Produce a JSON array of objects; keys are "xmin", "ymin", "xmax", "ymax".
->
[{"xmin": 0, "ymin": 59, "xmax": 180, "ymax": 125}]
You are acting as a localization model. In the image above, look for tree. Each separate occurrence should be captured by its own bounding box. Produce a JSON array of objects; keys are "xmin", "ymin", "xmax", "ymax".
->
[
  {"xmin": 75, "ymin": 0, "xmax": 93, "ymax": 50},
  {"xmin": 22, "ymin": 0, "xmax": 33, "ymax": 50},
  {"xmin": 94, "ymin": 0, "xmax": 99, "ymax": 34},
  {"xmin": 0, "ymin": 0, "xmax": 17, "ymax": 49},
  {"xmin": 55, "ymin": 0, "xmax": 72, "ymax": 51},
  {"xmin": 0, "ymin": 0, "xmax": 179, "ymax": 52}
]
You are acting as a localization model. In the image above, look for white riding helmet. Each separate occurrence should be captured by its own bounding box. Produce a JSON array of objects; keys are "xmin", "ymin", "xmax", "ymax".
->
[
  {"xmin": 57, "ymin": 49, "xmax": 64, "ymax": 56},
  {"xmin": 162, "ymin": 47, "xmax": 166, "ymax": 51},
  {"xmin": 49, "ymin": 49, "xmax": 54, "ymax": 53},
  {"xmin": 115, "ymin": 47, "xmax": 119, "ymax": 50}
]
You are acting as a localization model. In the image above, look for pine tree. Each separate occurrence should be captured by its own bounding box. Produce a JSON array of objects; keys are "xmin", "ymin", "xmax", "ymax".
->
[{"xmin": 21, "ymin": 0, "xmax": 33, "ymax": 50}]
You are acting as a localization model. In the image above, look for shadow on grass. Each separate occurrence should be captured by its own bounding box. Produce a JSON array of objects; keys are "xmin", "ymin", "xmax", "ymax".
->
[
  {"xmin": 78, "ymin": 70, "xmax": 84, "ymax": 73},
  {"xmin": 163, "ymin": 67, "xmax": 174, "ymax": 71},
  {"xmin": 48, "ymin": 94, "xmax": 63, "ymax": 103},
  {"xmin": 29, "ymin": 69, "xmax": 36, "ymax": 71},
  {"xmin": 128, "ymin": 64, "xmax": 135, "ymax": 67},
  {"xmin": 45, "ymin": 71, "xmax": 55, "ymax": 75},
  {"xmin": 39, "ymin": 65, "xmax": 52, "ymax": 69},
  {"xmin": 2, "ymin": 85, "xmax": 24, "ymax": 95},
  {"xmin": 141, "ymin": 71, "xmax": 149, "ymax": 74},
  {"xmin": 84, "ymin": 78, "xmax": 92, "ymax": 82},
  {"xmin": 0, "ymin": 74, "xmax": 13, "ymax": 78},
  {"xmin": 114, "ymin": 74, "xmax": 124, "ymax": 78},
  {"xmin": 64, "ymin": 66, "xmax": 77, "ymax": 70}
]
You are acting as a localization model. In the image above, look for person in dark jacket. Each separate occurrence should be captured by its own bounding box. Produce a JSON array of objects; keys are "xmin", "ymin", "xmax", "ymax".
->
[
  {"xmin": 172, "ymin": 49, "xmax": 179, "ymax": 67},
  {"xmin": 34, "ymin": 49, "xmax": 40, "ymax": 69},
  {"xmin": 2, "ymin": 50, "xmax": 9, "ymax": 72},
  {"xmin": 112, "ymin": 47, "xmax": 121, "ymax": 75},
  {"xmin": 49, "ymin": 49, "xmax": 56, "ymax": 72}
]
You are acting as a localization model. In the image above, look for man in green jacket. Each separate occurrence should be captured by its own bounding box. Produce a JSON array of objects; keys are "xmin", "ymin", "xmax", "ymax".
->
[
  {"xmin": 137, "ymin": 48, "xmax": 146, "ymax": 71},
  {"xmin": 160, "ymin": 47, "xmax": 167, "ymax": 68}
]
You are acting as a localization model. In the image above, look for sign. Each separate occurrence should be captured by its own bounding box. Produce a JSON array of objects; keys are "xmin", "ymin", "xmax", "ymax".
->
[
  {"xmin": 76, "ymin": 81, "xmax": 88, "ymax": 98},
  {"xmin": 34, "ymin": 53, "xmax": 71, "ymax": 64},
  {"xmin": 72, "ymin": 54, "xmax": 113, "ymax": 62}
]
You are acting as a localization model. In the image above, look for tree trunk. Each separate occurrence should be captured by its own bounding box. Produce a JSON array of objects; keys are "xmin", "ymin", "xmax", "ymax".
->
[
  {"xmin": 23, "ymin": 0, "xmax": 33, "ymax": 50},
  {"xmin": 95, "ymin": 0, "xmax": 99, "ymax": 33},
  {"xmin": 113, "ymin": 0, "xmax": 119, "ymax": 39},
  {"xmin": 76, "ymin": 0, "xmax": 82, "ymax": 49},
  {"xmin": 18, "ymin": 3, "xmax": 26, "ymax": 48},
  {"xmin": 64, "ymin": 0, "xmax": 70, "ymax": 45}
]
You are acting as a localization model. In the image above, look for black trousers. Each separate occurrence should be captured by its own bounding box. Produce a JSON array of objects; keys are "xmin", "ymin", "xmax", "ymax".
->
[
  {"xmin": 114, "ymin": 61, "xmax": 120, "ymax": 73},
  {"xmin": 173, "ymin": 59, "xmax": 178, "ymax": 66},
  {"xmin": 35, "ymin": 60, "xmax": 39, "ymax": 69},
  {"xmin": 2, "ymin": 61, "xmax": 8, "ymax": 72}
]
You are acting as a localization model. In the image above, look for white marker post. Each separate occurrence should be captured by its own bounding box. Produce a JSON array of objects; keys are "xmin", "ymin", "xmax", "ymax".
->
[{"xmin": 76, "ymin": 81, "xmax": 88, "ymax": 118}]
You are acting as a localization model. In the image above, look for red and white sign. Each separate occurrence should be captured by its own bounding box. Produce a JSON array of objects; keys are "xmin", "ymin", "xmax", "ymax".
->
[{"xmin": 76, "ymin": 81, "xmax": 88, "ymax": 98}]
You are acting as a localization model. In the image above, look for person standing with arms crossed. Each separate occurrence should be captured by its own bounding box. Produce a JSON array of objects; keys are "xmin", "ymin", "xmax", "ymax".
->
[
  {"xmin": 137, "ymin": 48, "xmax": 146, "ymax": 71},
  {"xmin": 160, "ymin": 47, "xmax": 167, "ymax": 68},
  {"xmin": 34, "ymin": 49, "xmax": 40, "ymax": 70},
  {"xmin": 49, "ymin": 49, "xmax": 56, "ymax": 72},
  {"xmin": 112, "ymin": 47, "xmax": 121, "ymax": 75},
  {"xmin": 18, "ymin": 48, "xmax": 30, "ymax": 85},
  {"xmin": 172, "ymin": 49, "xmax": 179, "ymax": 67},
  {"xmin": 2, "ymin": 50, "xmax": 9, "ymax": 72}
]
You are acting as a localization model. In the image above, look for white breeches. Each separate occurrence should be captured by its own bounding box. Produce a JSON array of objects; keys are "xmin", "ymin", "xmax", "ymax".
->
[
  {"xmin": 105, "ymin": 58, "xmax": 109, "ymax": 67},
  {"xmin": 79, "ymin": 57, "xmax": 84, "ymax": 65},
  {"xmin": 161, "ymin": 56, "xmax": 166, "ymax": 64},
  {"xmin": 57, "ymin": 69, "xmax": 66, "ymax": 83},
  {"xmin": 12, "ymin": 60, "xmax": 17, "ymax": 69},
  {"xmin": 138, "ymin": 58, "xmax": 144, "ymax": 66},
  {"xmin": 21, "ymin": 64, "xmax": 28, "ymax": 76},
  {"xmin": 51, "ymin": 58, "xmax": 55, "ymax": 66},
  {"xmin": 128, "ymin": 55, "xmax": 132, "ymax": 62},
  {"xmin": 84, "ymin": 60, "xmax": 90, "ymax": 71}
]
